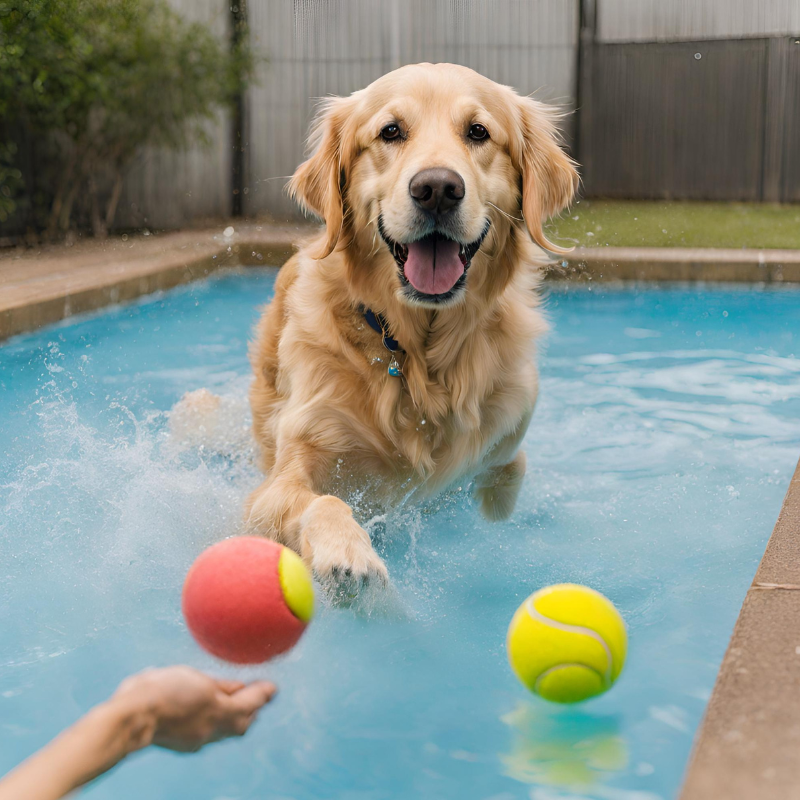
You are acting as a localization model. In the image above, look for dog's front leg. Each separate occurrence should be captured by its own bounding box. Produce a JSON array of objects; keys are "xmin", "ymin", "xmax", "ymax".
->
[{"xmin": 244, "ymin": 439, "xmax": 388, "ymax": 599}]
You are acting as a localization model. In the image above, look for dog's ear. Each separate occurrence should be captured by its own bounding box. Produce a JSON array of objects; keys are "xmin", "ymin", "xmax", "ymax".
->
[
  {"xmin": 288, "ymin": 96, "xmax": 355, "ymax": 259},
  {"xmin": 513, "ymin": 98, "xmax": 579, "ymax": 254}
]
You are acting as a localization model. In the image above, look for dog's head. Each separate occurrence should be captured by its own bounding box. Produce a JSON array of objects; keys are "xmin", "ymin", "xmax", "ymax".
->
[{"xmin": 289, "ymin": 63, "xmax": 578, "ymax": 308}]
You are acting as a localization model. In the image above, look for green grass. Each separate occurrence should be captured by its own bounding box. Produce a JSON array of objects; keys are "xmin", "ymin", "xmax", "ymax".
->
[{"xmin": 545, "ymin": 200, "xmax": 800, "ymax": 250}]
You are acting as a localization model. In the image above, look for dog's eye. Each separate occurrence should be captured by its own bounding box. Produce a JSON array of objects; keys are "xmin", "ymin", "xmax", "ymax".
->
[
  {"xmin": 380, "ymin": 124, "xmax": 401, "ymax": 142},
  {"xmin": 468, "ymin": 123, "xmax": 489, "ymax": 142}
]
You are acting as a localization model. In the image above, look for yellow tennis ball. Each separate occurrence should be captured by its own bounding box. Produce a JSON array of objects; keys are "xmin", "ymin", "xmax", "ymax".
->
[{"xmin": 507, "ymin": 584, "xmax": 627, "ymax": 703}]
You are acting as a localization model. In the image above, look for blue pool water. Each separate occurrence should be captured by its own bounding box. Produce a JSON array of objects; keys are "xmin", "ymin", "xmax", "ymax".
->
[{"xmin": 1, "ymin": 271, "xmax": 799, "ymax": 800}]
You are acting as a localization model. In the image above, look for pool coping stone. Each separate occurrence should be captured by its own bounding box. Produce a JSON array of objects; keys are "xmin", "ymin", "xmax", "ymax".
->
[
  {"xmin": 0, "ymin": 223, "xmax": 303, "ymax": 342},
  {"xmin": 680, "ymin": 456, "xmax": 800, "ymax": 798},
  {"xmin": 558, "ymin": 245, "xmax": 800, "ymax": 283}
]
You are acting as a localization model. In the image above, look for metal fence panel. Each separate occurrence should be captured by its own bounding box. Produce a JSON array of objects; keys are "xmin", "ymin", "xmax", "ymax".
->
[
  {"xmin": 245, "ymin": 0, "xmax": 578, "ymax": 218},
  {"xmin": 580, "ymin": 39, "xmax": 769, "ymax": 200},
  {"xmin": 774, "ymin": 37, "xmax": 800, "ymax": 201},
  {"xmin": 597, "ymin": 0, "xmax": 800, "ymax": 43},
  {"xmin": 113, "ymin": 0, "xmax": 233, "ymax": 230}
]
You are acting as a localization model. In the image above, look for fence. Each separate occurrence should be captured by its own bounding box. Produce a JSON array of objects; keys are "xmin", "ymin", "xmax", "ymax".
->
[
  {"xmin": 596, "ymin": 0, "xmax": 800, "ymax": 43},
  {"xmin": 9, "ymin": 0, "xmax": 799, "ymax": 236},
  {"xmin": 577, "ymin": 0, "xmax": 800, "ymax": 202},
  {"xmin": 74, "ymin": 0, "xmax": 800, "ymax": 225},
  {"xmin": 112, "ymin": 0, "xmax": 233, "ymax": 230},
  {"xmin": 578, "ymin": 35, "xmax": 800, "ymax": 201},
  {"xmin": 244, "ymin": 0, "xmax": 578, "ymax": 218}
]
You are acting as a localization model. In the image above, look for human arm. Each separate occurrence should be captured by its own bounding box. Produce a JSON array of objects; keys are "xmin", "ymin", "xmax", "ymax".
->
[{"xmin": 0, "ymin": 666, "xmax": 276, "ymax": 800}]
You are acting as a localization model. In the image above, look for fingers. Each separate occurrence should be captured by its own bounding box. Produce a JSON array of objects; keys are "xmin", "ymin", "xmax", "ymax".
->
[
  {"xmin": 230, "ymin": 711, "xmax": 257, "ymax": 737},
  {"xmin": 211, "ymin": 682, "xmax": 277, "ymax": 741},
  {"xmin": 215, "ymin": 679, "xmax": 246, "ymax": 695},
  {"xmin": 225, "ymin": 681, "xmax": 278, "ymax": 716}
]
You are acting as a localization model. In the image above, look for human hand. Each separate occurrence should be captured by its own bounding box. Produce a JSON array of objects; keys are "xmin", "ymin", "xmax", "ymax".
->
[
  {"xmin": 112, "ymin": 666, "xmax": 277, "ymax": 753},
  {"xmin": 0, "ymin": 666, "xmax": 276, "ymax": 800}
]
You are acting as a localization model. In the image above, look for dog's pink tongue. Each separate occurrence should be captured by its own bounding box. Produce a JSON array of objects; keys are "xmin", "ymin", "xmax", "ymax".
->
[{"xmin": 403, "ymin": 238, "xmax": 463, "ymax": 295}]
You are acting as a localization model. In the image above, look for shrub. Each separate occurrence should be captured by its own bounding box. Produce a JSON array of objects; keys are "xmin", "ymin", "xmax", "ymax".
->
[
  {"xmin": 0, "ymin": 0, "xmax": 252, "ymax": 238},
  {"xmin": 0, "ymin": 141, "xmax": 23, "ymax": 226}
]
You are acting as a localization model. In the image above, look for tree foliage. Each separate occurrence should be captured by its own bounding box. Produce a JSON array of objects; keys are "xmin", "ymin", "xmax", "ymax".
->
[
  {"xmin": 0, "ymin": 141, "xmax": 23, "ymax": 225},
  {"xmin": 0, "ymin": 0, "xmax": 252, "ymax": 238}
]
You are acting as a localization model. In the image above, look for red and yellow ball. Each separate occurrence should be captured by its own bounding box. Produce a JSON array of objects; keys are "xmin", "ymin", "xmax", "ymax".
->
[{"xmin": 182, "ymin": 537, "xmax": 314, "ymax": 664}]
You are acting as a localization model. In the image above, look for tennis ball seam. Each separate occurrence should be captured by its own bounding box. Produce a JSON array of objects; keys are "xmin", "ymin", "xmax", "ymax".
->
[
  {"xmin": 526, "ymin": 598, "xmax": 613, "ymax": 688},
  {"xmin": 533, "ymin": 663, "xmax": 605, "ymax": 694}
]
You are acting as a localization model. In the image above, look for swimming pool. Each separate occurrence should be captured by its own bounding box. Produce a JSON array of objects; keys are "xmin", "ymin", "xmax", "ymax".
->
[{"xmin": 1, "ymin": 271, "xmax": 798, "ymax": 800}]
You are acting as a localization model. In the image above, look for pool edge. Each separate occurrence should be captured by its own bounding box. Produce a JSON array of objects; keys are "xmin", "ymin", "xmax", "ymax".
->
[
  {"xmin": 553, "ymin": 246, "xmax": 800, "ymax": 284},
  {"xmin": 0, "ymin": 236, "xmax": 293, "ymax": 343},
  {"xmin": 680, "ymin": 455, "xmax": 800, "ymax": 799},
  {"xmin": 3, "ymin": 232, "xmax": 800, "ymax": 343}
]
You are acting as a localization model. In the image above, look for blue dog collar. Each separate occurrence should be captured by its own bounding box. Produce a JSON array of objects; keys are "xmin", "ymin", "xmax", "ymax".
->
[{"xmin": 361, "ymin": 307, "xmax": 403, "ymax": 377}]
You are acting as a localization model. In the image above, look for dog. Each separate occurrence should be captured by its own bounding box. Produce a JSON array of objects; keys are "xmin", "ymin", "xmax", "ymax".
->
[{"xmin": 244, "ymin": 63, "xmax": 577, "ymax": 597}]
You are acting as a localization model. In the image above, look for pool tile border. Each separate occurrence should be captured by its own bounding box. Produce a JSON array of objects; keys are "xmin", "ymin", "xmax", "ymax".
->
[
  {"xmin": 551, "ymin": 246, "xmax": 800, "ymax": 283},
  {"xmin": 680, "ymin": 456, "xmax": 800, "ymax": 798}
]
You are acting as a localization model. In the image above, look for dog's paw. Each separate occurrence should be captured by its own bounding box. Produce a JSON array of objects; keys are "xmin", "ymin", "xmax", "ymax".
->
[
  {"xmin": 474, "ymin": 451, "xmax": 526, "ymax": 522},
  {"xmin": 300, "ymin": 495, "xmax": 389, "ymax": 604}
]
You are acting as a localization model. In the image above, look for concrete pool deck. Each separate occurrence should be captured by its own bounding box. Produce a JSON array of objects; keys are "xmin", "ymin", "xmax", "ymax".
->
[
  {"xmin": 2, "ymin": 222, "xmax": 800, "ymax": 796},
  {"xmin": 0, "ymin": 222, "xmax": 304, "ymax": 342}
]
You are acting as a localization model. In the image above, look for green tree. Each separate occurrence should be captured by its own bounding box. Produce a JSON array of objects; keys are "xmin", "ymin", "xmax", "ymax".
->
[
  {"xmin": 0, "ymin": 0, "xmax": 252, "ymax": 238},
  {"xmin": 0, "ymin": 141, "xmax": 23, "ymax": 226}
]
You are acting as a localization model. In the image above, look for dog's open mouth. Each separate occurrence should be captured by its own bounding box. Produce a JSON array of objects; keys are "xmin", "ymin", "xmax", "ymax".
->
[{"xmin": 378, "ymin": 218, "xmax": 490, "ymax": 302}]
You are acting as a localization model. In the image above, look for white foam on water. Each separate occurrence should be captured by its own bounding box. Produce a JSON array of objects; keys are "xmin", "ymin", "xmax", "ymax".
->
[
  {"xmin": 0, "ymin": 374, "xmax": 261, "ymax": 666},
  {"xmin": 0, "ymin": 364, "xmax": 434, "ymax": 668}
]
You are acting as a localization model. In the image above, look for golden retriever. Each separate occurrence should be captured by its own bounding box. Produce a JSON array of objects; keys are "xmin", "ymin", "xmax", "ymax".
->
[{"xmin": 244, "ymin": 63, "xmax": 577, "ymax": 597}]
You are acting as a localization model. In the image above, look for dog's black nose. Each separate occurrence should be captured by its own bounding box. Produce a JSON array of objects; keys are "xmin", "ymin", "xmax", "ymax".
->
[{"xmin": 409, "ymin": 168, "xmax": 465, "ymax": 214}]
